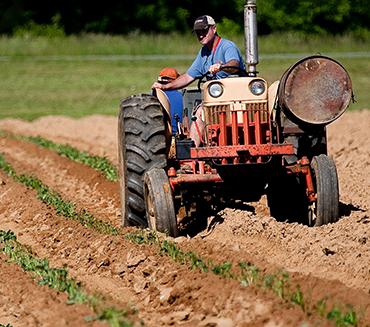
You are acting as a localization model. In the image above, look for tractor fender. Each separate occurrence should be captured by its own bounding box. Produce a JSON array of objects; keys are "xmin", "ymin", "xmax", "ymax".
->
[
  {"xmin": 153, "ymin": 88, "xmax": 172, "ymax": 155},
  {"xmin": 268, "ymin": 80, "xmax": 279, "ymax": 119}
]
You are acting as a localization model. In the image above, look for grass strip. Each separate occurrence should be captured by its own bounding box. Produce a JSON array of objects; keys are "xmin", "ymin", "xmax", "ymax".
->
[
  {"xmin": 0, "ymin": 130, "xmax": 118, "ymax": 181},
  {"xmin": 0, "ymin": 229, "xmax": 142, "ymax": 327},
  {"xmin": 0, "ymin": 153, "xmax": 362, "ymax": 326}
]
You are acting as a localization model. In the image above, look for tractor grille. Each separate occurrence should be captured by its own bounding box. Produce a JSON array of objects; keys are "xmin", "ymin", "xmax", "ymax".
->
[
  {"xmin": 190, "ymin": 100, "xmax": 292, "ymax": 164},
  {"xmin": 202, "ymin": 102, "xmax": 268, "ymax": 126},
  {"xmin": 202, "ymin": 100, "xmax": 271, "ymax": 151}
]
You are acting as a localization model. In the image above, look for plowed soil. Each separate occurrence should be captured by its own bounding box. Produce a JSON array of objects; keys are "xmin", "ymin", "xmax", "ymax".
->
[{"xmin": 1, "ymin": 110, "xmax": 370, "ymax": 327}]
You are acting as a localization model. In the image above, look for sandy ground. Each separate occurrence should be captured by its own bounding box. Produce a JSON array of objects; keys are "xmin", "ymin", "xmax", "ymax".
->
[{"xmin": 1, "ymin": 109, "xmax": 370, "ymax": 326}]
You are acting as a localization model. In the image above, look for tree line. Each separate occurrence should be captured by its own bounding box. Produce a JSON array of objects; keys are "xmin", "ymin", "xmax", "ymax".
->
[{"xmin": 1, "ymin": 0, "xmax": 370, "ymax": 37}]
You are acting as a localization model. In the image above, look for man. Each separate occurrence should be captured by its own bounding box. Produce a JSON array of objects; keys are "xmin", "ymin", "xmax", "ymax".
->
[
  {"xmin": 155, "ymin": 67, "xmax": 183, "ymax": 135},
  {"xmin": 151, "ymin": 15, "xmax": 246, "ymax": 146},
  {"xmin": 151, "ymin": 15, "xmax": 246, "ymax": 91}
]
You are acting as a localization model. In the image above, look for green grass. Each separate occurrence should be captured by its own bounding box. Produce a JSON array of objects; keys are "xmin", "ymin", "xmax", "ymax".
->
[
  {"xmin": 1, "ymin": 32, "xmax": 370, "ymax": 56},
  {"xmin": 0, "ymin": 58, "xmax": 193, "ymax": 121},
  {"xmin": 0, "ymin": 33, "xmax": 368, "ymax": 121}
]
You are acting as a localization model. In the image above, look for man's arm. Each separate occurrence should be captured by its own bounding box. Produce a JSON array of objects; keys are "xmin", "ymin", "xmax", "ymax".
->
[
  {"xmin": 209, "ymin": 59, "xmax": 240, "ymax": 74},
  {"xmin": 152, "ymin": 73, "xmax": 195, "ymax": 91}
]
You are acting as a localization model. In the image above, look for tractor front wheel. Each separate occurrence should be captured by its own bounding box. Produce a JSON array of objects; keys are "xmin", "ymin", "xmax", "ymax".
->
[
  {"xmin": 309, "ymin": 154, "xmax": 339, "ymax": 226},
  {"xmin": 144, "ymin": 168, "xmax": 178, "ymax": 237}
]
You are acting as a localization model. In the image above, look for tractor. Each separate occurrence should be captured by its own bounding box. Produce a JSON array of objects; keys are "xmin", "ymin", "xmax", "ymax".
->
[{"xmin": 118, "ymin": 0, "xmax": 353, "ymax": 237}]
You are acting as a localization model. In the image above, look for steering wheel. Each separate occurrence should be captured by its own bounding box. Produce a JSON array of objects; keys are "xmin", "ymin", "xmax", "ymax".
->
[{"xmin": 197, "ymin": 65, "xmax": 248, "ymax": 92}]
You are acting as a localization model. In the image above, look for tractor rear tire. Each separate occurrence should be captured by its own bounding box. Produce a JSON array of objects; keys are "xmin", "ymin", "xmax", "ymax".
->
[
  {"xmin": 144, "ymin": 168, "xmax": 178, "ymax": 237},
  {"xmin": 118, "ymin": 94, "xmax": 167, "ymax": 228},
  {"xmin": 309, "ymin": 154, "xmax": 339, "ymax": 226}
]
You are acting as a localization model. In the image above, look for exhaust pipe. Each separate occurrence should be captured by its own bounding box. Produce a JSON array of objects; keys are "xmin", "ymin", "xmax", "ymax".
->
[{"xmin": 244, "ymin": 0, "xmax": 258, "ymax": 77}]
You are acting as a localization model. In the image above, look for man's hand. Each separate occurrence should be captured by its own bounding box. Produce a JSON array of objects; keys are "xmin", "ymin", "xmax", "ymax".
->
[
  {"xmin": 209, "ymin": 63, "xmax": 222, "ymax": 74},
  {"xmin": 151, "ymin": 73, "xmax": 195, "ymax": 91},
  {"xmin": 151, "ymin": 81, "xmax": 164, "ymax": 90},
  {"xmin": 209, "ymin": 60, "xmax": 240, "ymax": 75}
]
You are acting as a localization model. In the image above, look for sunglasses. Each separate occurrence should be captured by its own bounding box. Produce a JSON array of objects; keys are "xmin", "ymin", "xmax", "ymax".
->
[{"xmin": 195, "ymin": 26, "xmax": 210, "ymax": 36}]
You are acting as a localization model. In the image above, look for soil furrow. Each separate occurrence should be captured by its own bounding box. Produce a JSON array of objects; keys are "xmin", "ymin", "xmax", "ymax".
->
[
  {"xmin": 1, "ymin": 111, "xmax": 370, "ymax": 326},
  {"xmin": 0, "ymin": 164, "xmax": 322, "ymax": 327}
]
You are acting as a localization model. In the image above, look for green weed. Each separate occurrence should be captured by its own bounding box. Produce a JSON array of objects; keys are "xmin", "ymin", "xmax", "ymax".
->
[
  {"xmin": 290, "ymin": 285, "xmax": 305, "ymax": 311},
  {"xmin": 327, "ymin": 304, "xmax": 358, "ymax": 327}
]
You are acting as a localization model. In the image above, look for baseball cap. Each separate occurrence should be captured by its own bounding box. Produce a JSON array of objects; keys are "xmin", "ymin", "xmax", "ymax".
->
[
  {"xmin": 158, "ymin": 67, "xmax": 179, "ymax": 84},
  {"xmin": 193, "ymin": 15, "xmax": 216, "ymax": 31}
]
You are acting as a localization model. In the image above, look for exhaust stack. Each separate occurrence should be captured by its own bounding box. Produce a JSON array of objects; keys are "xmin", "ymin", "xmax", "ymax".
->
[{"xmin": 244, "ymin": 0, "xmax": 258, "ymax": 77}]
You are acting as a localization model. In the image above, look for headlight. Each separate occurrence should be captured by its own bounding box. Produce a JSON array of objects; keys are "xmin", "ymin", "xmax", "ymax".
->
[
  {"xmin": 249, "ymin": 80, "xmax": 266, "ymax": 96},
  {"xmin": 208, "ymin": 82, "xmax": 224, "ymax": 98}
]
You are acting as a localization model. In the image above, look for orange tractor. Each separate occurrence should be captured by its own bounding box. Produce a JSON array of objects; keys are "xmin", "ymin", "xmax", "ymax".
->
[{"xmin": 118, "ymin": 1, "xmax": 353, "ymax": 237}]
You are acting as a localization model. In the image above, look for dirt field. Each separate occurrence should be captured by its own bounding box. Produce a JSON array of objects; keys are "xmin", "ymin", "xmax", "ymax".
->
[{"xmin": 1, "ymin": 109, "xmax": 370, "ymax": 326}]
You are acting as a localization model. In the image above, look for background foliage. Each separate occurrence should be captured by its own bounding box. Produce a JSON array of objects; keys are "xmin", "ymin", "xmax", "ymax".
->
[
  {"xmin": 1, "ymin": 0, "xmax": 370, "ymax": 37},
  {"xmin": 0, "ymin": 1, "xmax": 369, "ymax": 121}
]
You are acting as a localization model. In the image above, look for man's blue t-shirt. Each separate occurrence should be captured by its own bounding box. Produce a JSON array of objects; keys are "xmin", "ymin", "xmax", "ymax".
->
[
  {"xmin": 165, "ymin": 90, "xmax": 183, "ymax": 134},
  {"xmin": 186, "ymin": 38, "xmax": 246, "ymax": 80}
]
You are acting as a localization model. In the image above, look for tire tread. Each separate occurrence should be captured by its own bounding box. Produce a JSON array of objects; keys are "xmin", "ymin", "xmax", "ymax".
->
[{"xmin": 118, "ymin": 94, "xmax": 167, "ymax": 227}]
